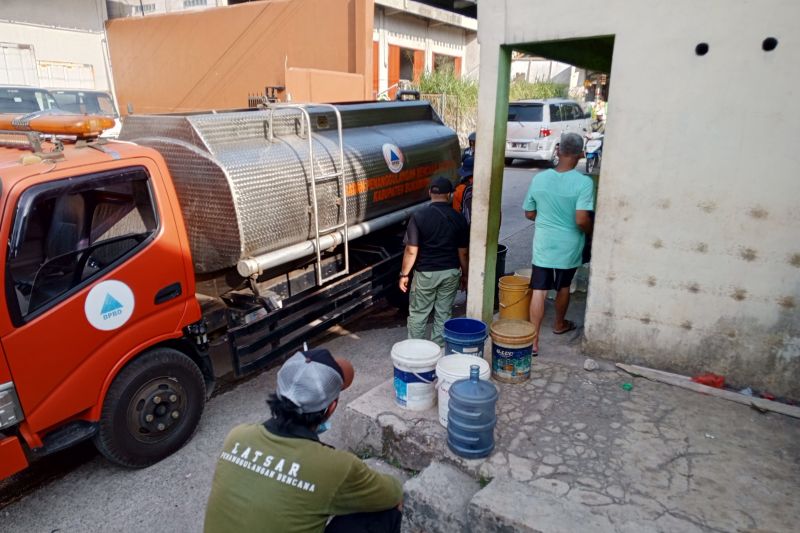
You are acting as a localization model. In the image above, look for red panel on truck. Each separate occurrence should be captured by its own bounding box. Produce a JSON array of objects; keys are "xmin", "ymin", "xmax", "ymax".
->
[{"xmin": 0, "ymin": 436, "xmax": 28, "ymax": 479}]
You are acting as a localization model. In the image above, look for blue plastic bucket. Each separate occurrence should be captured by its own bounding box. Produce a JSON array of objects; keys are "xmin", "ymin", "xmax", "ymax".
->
[{"xmin": 443, "ymin": 318, "xmax": 488, "ymax": 358}]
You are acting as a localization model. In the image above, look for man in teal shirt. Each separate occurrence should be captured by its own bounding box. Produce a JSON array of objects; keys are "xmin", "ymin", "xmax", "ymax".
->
[{"xmin": 522, "ymin": 133, "xmax": 595, "ymax": 355}]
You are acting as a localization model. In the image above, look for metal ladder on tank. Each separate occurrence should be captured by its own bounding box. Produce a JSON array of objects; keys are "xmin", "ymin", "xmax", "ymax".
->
[{"xmin": 266, "ymin": 103, "xmax": 350, "ymax": 285}]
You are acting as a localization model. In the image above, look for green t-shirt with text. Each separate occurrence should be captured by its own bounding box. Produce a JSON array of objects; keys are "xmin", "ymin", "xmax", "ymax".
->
[
  {"xmin": 522, "ymin": 169, "xmax": 595, "ymax": 269},
  {"xmin": 204, "ymin": 423, "xmax": 403, "ymax": 533}
]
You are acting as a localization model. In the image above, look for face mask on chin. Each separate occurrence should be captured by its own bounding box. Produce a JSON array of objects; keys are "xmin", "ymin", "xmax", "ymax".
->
[{"xmin": 317, "ymin": 419, "xmax": 332, "ymax": 434}]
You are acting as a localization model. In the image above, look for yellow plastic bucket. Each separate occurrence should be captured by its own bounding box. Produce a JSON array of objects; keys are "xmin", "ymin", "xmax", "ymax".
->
[{"xmin": 498, "ymin": 275, "xmax": 531, "ymax": 320}]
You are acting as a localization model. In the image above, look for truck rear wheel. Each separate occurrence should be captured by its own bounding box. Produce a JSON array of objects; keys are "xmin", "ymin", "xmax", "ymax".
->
[{"xmin": 94, "ymin": 347, "xmax": 206, "ymax": 468}]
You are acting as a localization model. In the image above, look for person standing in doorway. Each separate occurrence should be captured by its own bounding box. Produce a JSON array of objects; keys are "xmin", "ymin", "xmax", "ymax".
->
[
  {"xmin": 522, "ymin": 133, "xmax": 594, "ymax": 355},
  {"xmin": 399, "ymin": 176, "xmax": 469, "ymax": 346}
]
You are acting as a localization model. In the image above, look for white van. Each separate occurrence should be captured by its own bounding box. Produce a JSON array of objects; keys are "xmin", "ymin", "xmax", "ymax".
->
[
  {"xmin": 0, "ymin": 85, "xmax": 58, "ymax": 114},
  {"xmin": 50, "ymin": 89, "xmax": 122, "ymax": 138},
  {"xmin": 505, "ymin": 98, "xmax": 590, "ymax": 166}
]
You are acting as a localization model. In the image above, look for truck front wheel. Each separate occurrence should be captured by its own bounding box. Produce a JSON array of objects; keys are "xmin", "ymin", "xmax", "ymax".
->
[{"xmin": 94, "ymin": 348, "xmax": 206, "ymax": 468}]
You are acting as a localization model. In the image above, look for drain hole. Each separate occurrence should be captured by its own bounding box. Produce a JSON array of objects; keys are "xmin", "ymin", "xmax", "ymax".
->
[{"xmin": 762, "ymin": 37, "xmax": 778, "ymax": 51}]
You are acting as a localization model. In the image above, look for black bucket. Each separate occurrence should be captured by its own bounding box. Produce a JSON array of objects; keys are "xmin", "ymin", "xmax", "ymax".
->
[{"xmin": 494, "ymin": 244, "xmax": 508, "ymax": 307}]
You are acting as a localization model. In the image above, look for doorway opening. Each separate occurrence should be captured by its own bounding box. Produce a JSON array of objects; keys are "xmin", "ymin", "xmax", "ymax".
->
[{"xmin": 498, "ymin": 35, "xmax": 615, "ymax": 346}]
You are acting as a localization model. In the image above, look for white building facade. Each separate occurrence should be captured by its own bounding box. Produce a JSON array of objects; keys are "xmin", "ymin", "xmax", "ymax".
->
[
  {"xmin": 373, "ymin": 0, "xmax": 478, "ymax": 98},
  {"xmin": 0, "ymin": 0, "xmax": 112, "ymax": 90}
]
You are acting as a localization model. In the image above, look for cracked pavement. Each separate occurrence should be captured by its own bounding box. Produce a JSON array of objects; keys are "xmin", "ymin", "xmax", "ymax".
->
[{"xmin": 481, "ymin": 359, "xmax": 800, "ymax": 532}]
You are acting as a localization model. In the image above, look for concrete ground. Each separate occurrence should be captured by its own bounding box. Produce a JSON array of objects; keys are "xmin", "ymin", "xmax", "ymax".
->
[
  {"xmin": 345, "ymin": 349, "xmax": 800, "ymax": 532},
  {"xmin": 0, "ymin": 310, "xmax": 410, "ymax": 532}
]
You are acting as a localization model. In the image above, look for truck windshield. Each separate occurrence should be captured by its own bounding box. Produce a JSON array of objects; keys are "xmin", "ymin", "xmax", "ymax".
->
[
  {"xmin": 507, "ymin": 104, "xmax": 543, "ymax": 123},
  {"xmin": 0, "ymin": 88, "xmax": 57, "ymax": 113}
]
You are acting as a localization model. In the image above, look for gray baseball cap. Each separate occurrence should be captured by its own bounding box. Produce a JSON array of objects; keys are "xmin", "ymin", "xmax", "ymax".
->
[{"xmin": 277, "ymin": 349, "xmax": 350, "ymax": 413}]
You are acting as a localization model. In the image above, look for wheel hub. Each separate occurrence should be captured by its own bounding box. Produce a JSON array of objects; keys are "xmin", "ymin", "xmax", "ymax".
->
[{"xmin": 127, "ymin": 378, "xmax": 187, "ymax": 443}]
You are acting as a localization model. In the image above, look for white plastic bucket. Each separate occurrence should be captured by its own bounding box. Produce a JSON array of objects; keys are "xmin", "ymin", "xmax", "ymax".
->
[
  {"xmin": 435, "ymin": 354, "xmax": 491, "ymax": 426},
  {"xmin": 391, "ymin": 339, "xmax": 442, "ymax": 410}
]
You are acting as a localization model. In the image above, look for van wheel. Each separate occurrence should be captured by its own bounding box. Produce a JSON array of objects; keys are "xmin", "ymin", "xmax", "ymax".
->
[
  {"xmin": 94, "ymin": 348, "xmax": 205, "ymax": 468},
  {"xmin": 504, "ymin": 158, "xmax": 514, "ymax": 166}
]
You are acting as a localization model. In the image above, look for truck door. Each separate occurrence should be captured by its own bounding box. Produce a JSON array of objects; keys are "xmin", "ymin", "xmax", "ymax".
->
[{"xmin": 1, "ymin": 164, "xmax": 190, "ymax": 434}]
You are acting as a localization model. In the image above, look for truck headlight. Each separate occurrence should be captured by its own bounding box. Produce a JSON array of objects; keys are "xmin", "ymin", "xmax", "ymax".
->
[{"xmin": 0, "ymin": 382, "xmax": 23, "ymax": 429}]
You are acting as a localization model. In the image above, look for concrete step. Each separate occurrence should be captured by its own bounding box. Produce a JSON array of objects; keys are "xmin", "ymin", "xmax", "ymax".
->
[
  {"xmin": 467, "ymin": 477, "xmax": 618, "ymax": 533},
  {"xmin": 402, "ymin": 461, "xmax": 481, "ymax": 533},
  {"xmin": 363, "ymin": 457, "xmax": 413, "ymax": 484}
]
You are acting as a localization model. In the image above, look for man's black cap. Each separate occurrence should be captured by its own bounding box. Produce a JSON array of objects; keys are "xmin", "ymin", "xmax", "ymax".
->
[{"xmin": 430, "ymin": 176, "xmax": 454, "ymax": 194}]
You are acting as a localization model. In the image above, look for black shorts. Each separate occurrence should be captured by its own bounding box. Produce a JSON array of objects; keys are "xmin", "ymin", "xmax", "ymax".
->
[{"xmin": 529, "ymin": 265, "xmax": 577, "ymax": 291}]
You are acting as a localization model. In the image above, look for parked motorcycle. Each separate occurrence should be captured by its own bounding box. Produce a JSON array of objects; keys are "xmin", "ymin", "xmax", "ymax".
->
[{"xmin": 585, "ymin": 132, "xmax": 603, "ymax": 174}]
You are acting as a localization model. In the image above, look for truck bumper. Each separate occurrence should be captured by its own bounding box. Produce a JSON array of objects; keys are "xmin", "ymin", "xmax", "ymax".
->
[{"xmin": 0, "ymin": 435, "xmax": 28, "ymax": 479}]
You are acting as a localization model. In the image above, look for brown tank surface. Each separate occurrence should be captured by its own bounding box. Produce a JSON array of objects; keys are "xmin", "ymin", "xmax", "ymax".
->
[{"xmin": 106, "ymin": 0, "xmax": 374, "ymax": 114}]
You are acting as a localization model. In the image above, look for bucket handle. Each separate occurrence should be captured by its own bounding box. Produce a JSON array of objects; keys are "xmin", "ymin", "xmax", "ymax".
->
[
  {"xmin": 499, "ymin": 288, "xmax": 532, "ymax": 309},
  {"xmin": 411, "ymin": 373, "xmax": 436, "ymax": 384}
]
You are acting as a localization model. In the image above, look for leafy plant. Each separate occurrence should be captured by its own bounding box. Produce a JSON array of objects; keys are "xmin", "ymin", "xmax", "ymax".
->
[
  {"xmin": 509, "ymin": 79, "xmax": 568, "ymax": 101},
  {"xmin": 416, "ymin": 70, "xmax": 478, "ymax": 107}
]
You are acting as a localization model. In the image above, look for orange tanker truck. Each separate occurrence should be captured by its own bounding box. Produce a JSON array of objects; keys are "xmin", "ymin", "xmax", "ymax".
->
[{"xmin": 0, "ymin": 102, "xmax": 458, "ymax": 480}]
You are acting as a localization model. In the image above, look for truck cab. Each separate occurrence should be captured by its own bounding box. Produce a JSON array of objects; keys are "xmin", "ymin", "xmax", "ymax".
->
[{"xmin": 0, "ymin": 126, "xmax": 204, "ymax": 479}]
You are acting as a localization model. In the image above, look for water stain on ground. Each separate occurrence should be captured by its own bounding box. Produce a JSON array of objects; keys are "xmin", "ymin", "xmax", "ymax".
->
[
  {"xmin": 695, "ymin": 242, "xmax": 708, "ymax": 253},
  {"xmin": 748, "ymin": 206, "xmax": 768, "ymax": 219},
  {"xmin": 652, "ymin": 239, "xmax": 663, "ymax": 249}
]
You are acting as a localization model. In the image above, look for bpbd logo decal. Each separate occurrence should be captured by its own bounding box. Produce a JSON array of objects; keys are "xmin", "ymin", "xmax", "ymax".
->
[
  {"xmin": 101, "ymin": 293, "xmax": 124, "ymax": 320},
  {"xmin": 85, "ymin": 280, "xmax": 135, "ymax": 331},
  {"xmin": 382, "ymin": 143, "xmax": 404, "ymax": 174}
]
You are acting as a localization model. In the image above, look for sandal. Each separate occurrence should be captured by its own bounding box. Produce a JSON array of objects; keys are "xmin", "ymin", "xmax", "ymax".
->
[{"xmin": 553, "ymin": 320, "xmax": 578, "ymax": 335}]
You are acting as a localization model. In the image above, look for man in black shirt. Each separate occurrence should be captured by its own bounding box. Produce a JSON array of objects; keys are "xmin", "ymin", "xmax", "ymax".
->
[{"xmin": 399, "ymin": 177, "xmax": 469, "ymax": 345}]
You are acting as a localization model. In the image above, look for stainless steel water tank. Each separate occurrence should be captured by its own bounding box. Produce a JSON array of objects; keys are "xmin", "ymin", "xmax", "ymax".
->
[{"xmin": 119, "ymin": 101, "xmax": 460, "ymax": 273}]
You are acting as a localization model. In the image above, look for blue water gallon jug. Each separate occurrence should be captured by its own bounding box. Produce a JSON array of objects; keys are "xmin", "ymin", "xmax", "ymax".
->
[{"xmin": 447, "ymin": 364, "xmax": 498, "ymax": 459}]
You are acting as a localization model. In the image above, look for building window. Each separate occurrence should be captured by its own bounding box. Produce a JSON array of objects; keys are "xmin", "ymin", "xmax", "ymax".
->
[
  {"xmin": 399, "ymin": 49, "xmax": 415, "ymax": 81},
  {"xmin": 433, "ymin": 53, "xmax": 462, "ymax": 77},
  {"xmin": 133, "ymin": 3, "xmax": 156, "ymax": 14},
  {"xmin": 183, "ymin": 0, "xmax": 208, "ymax": 7},
  {"xmin": 433, "ymin": 54, "xmax": 455, "ymax": 73}
]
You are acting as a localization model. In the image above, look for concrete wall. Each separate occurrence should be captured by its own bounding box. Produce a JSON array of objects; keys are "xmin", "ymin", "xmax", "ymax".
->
[
  {"xmin": 107, "ymin": 0, "xmax": 373, "ymax": 114},
  {"xmin": 0, "ymin": 0, "xmax": 111, "ymax": 90},
  {"xmin": 474, "ymin": 0, "xmax": 800, "ymax": 397}
]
